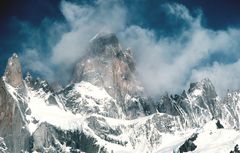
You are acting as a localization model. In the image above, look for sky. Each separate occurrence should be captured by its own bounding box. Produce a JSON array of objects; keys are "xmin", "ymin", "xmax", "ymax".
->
[{"xmin": 1, "ymin": 0, "xmax": 240, "ymax": 96}]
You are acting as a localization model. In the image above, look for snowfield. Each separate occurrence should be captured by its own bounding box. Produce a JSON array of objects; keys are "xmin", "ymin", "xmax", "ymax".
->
[{"xmin": 157, "ymin": 121, "xmax": 240, "ymax": 153}]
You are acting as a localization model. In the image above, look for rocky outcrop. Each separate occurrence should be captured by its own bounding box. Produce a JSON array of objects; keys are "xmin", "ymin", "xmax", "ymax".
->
[
  {"xmin": 3, "ymin": 53, "xmax": 23, "ymax": 88},
  {"xmin": 178, "ymin": 133, "xmax": 198, "ymax": 153},
  {"xmin": 230, "ymin": 145, "xmax": 240, "ymax": 153},
  {"xmin": 216, "ymin": 120, "xmax": 224, "ymax": 129}
]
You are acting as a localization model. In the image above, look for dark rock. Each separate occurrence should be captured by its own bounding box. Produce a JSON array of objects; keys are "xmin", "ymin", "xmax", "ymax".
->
[
  {"xmin": 47, "ymin": 95, "xmax": 58, "ymax": 106},
  {"xmin": 216, "ymin": 120, "xmax": 224, "ymax": 129},
  {"xmin": 179, "ymin": 133, "xmax": 198, "ymax": 153},
  {"xmin": 32, "ymin": 117, "xmax": 39, "ymax": 124},
  {"xmin": 230, "ymin": 144, "xmax": 240, "ymax": 153},
  {"xmin": 157, "ymin": 93, "xmax": 181, "ymax": 116},
  {"xmin": 25, "ymin": 74, "xmax": 54, "ymax": 94},
  {"xmin": 235, "ymin": 144, "xmax": 240, "ymax": 152}
]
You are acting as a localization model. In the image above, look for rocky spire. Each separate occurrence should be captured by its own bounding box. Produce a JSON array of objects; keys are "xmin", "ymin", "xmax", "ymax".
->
[
  {"xmin": 72, "ymin": 33, "xmax": 143, "ymax": 99},
  {"xmin": 3, "ymin": 53, "xmax": 23, "ymax": 87},
  {"xmin": 71, "ymin": 33, "xmax": 149, "ymax": 119}
]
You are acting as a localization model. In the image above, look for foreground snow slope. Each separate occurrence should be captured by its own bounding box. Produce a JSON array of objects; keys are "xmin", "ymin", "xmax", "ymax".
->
[{"xmin": 158, "ymin": 121, "xmax": 240, "ymax": 153}]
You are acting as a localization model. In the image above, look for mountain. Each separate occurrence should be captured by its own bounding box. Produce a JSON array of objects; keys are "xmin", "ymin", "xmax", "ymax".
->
[
  {"xmin": 1, "ymin": 33, "xmax": 240, "ymax": 153},
  {"xmin": 71, "ymin": 33, "xmax": 150, "ymax": 119}
]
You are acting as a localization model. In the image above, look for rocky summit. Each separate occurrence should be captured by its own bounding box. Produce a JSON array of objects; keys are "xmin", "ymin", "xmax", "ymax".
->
[
  {"xmin": 1, "ymin": 33, "xmax": 240, "ymax": 153},
  {"xmin": 3, "ymin": 53, "xmax": 23, "ymax": 88}
]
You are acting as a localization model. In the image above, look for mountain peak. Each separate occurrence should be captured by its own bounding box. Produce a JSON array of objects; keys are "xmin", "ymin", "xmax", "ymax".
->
[
  {"xmin": 72, "ymin": 33, "xmax": 141, "ymax": 99},
  {"xmin": 188, "ymin": 78, "xmax": 215, "ymax": 94},
  {"xmin": 3, "ymin": 53, "xmax": 23, "ymax": 87},
  {"xmin": 88, "ymin": 32, "xmax": 120, "ymax": 57},
  {"xmin": 90, "ymin": 32, "xmax": 118, "ymax": 43}
]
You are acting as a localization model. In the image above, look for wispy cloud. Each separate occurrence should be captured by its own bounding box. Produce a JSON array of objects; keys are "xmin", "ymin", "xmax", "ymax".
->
[
  {"xmin": 19, "ymin": 0, "xmax": 240, "ymax": 96},
  {"xmin": 118, "ymin": 3, "xmax": 240, "ymax": 96},
  {"xmin": 51, "ymin": 0, "xmax": 126, "ymax": 66}
]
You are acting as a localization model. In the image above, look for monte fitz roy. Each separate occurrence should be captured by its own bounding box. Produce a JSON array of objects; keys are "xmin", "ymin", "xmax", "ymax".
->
[{"xmin": 1, "ymin": 33, "xmax": 240, "ymax": 153}]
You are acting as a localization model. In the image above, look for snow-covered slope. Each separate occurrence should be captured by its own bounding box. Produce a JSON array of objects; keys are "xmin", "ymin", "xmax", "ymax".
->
[
  {"xmin": 5, "ymin": 76, "xmax": 240, "ymax": 153},
  {"xmin": 158, "ymin": 120, "xmax": 240, "ymax": 153},
  {"xmin": 59, "ymin": 81, "xmax": 123, "ymax": 118}
]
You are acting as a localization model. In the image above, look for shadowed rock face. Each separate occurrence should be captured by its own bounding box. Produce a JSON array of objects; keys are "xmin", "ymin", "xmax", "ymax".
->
[
  {"xmin": 3, "ymin": 53, "xmax": 23, "ymax": 88},
  {"xmin": 179, "ymin": 133, "xmax": 198, "ymax": 153}
]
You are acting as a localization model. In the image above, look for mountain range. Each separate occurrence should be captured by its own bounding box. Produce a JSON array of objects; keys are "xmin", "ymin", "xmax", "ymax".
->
[{"xmin": 1, "ymin": 33, "xmax": 240, "ymax": 153}]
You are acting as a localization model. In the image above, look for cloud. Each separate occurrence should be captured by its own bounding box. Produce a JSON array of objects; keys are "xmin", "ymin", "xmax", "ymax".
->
[
  {"xmin": 20, "ymin": 0, "xmax": 127, "ymax": 83},
  {"xmin": 118, "ymin": 3, "xmax": 240, "ymax": 96},
  {"xmin": 190, "ymin": 60, "xmax": 240, "ymax": 96},
  {"xmin": 51, "ymin": 0, "xmax": 127, "ymax": 65},
  {"xmin": 20, "ymin": 49, "xmax": 55, "ymax": 81},
  {"xmin": 19, "ymin": 0, "xmax": 240, "ymax": 97}
]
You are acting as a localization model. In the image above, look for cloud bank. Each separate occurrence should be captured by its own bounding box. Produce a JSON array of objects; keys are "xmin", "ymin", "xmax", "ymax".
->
[{"xmin": 20, "ymin": 0, "xmax": 240, "ymax": 97}]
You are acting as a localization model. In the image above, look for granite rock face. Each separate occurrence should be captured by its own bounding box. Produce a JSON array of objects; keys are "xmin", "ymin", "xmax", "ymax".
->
[
  {"xmin": 72, "ymin": 33, "xmax": 143, "ymax": 100},
  {"xmin": 3, "ymin": 53, "xmax": 23, "ymax": 88}
]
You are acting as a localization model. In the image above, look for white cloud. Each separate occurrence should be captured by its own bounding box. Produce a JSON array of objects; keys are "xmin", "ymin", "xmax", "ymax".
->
[
  {"xmin": 117, "ymin": 3, "xmax": 240, "ymax": 96},
  {"xmin": 190, "ymin": 60, "xmax": 240, "ymax": 96},
  {"xmin": 20, "ymin": 49, "xmax": 55, "ymax": 81},
  {"xmin": 51, "ymin": 0, "xmax": 127, "ymax": 65},
  {"xmin": 20, "ymin": 1, "xmax": 240, "ymax": 97}
]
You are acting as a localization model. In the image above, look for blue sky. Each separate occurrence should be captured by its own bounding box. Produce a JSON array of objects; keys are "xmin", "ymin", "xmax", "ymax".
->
[{"xmin": 1, "ymin": 0, "xmax": 240, "ymax": 96}]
